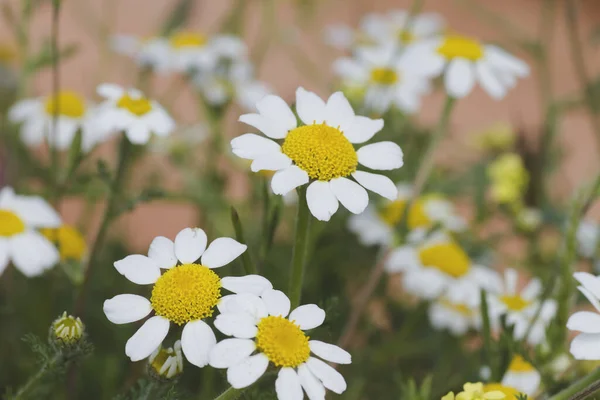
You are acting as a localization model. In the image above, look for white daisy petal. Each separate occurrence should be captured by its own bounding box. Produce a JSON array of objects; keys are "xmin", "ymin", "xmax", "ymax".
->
[
  {"xmin": 475, "ymin": 61, "xmax": 506, "ymax": 99},
  {"xmin": 522, "ymin": 279, "xmax": 542, "ymax": 301},
  {"xmin": 201, "ymin": 237, "xmax": 247, "ymax": 269},
  {"xmin": 306, "ymin": 181, "xmax": 339, "ymax": 222},
  {"xmin": 298, "ymin": 364, "xmax": 326, "ymax": 400},
  {"xmin": 343, "ymin": 116, "xmax": 384, "ymax": 144},
  {"xmin": 209, "ymin": 338, "xmax": 256, "ymax": 369},
  {"xmin": 227, "ymin": 353, "xmax": 269, "ymax": 389},
  {"xmin": 97, "ymin": 83, "xmax": 124, "ymax": 99},
  {"xmin": 309, "ymin": 340, "xmax": 352, "ymax": 364},
  {"xmin": 296, "ymin": 87, "xmax": 326, "ymax": 125},
  {"xmin": 356, "ymin": 142, "xmax": 404, "ymax": 170},
  {"xmin": 148, "ymin": 236, "xmax": 177, "ymax": 269},
  {"xmin": 103, "ymin": 294, "xmax": 152, "ymax": 324},
  {"xmin": 231, "ymin": 133, "xmax": 281, "ymax": 160},
  {"xmin": 276, "ymin": 368, "xmax": 304, "ymax": 400},
  {"xmin": 289, "ymin": 304, "xmax": 326, "ymax": 330},
  {"xmin": 330, "ymin": 177, "xmax": 369, "ymax": 215},
  {"xmin": 11, "ymin": 195, "xmax": 61, "ymax": 228},
  {"xmin": 8, "ymin": 99, "xmax": 40, "ymax": 122},
  {"xmin": 219, "ymin": 293, "xmax": 268, "ymax": 320},
  {"xmin": 352, "ymin": 171, "xmax": 397, "ymax": 200},
  {"xmin": 579, "ymin": 286, "xmax": 600, "ymax": 313},
  {"xmin": 214, "ymin": 313, "xmax": 259, "ymax": 338},
  {"xmin": 174, "ymin": 227, "xmax": 207, "ymax": 264},
  {"xmin": 181, "ymin": 319, "xmax": 217, "ymax": 367},
  {"xmin": 239, "ymin": 114, "xmax": 288, "ymax": 140},
  {"xmin": 445, "ymin": 58, "xmax": 476, "ymax": 98},
  {"xmin": 10, "ymin": 231, "xmax": 59, "ymax": 277},
  {"xmin": 567, "ymin": 311, "xmax": 600, "ymax": 333},
  {"xmin": 255, "ymin": 95, "xmax": 297, "ymax": 133},
  {"xmin": 221, "ymin": 274, "xmax": 273, "ymax": 295},
  {"xmin": 306, "ymin": 357, "xmax": 347, "ymax": 394},
  {"xmin": 125, "ymin": 316, "xmax": 170, "ymax": 362},
  {"xmin": 574, "ymin": 272, "xmax": 600, "ymax": 300},
  {"xmin": 250, "ymin": 153, "xmax": 292, "ymax": 172},
  {"xmin": 570, "ymin": 333, "xmax": 600, "ymax": 360},
  {"xmin": 125, "ymin": 123, "xmax": 151, "ymax": 144},
  {"xmin": 485, "ymin": 45, "xmax": 530, "ymax": 77},
  {"xmin": 271, "ymin": 166, "xmax": 309, "ymax": 196},
  {"xmin": 113, "ymin": 255, "xmax": 161, "ymax": 285},
  {"xmin": 325, "ymin": 92, "xmax": 355, "ymax": 131},
  {"xmin": 261, "ymin": 289, "xmax": 291, "ymax": 317}
]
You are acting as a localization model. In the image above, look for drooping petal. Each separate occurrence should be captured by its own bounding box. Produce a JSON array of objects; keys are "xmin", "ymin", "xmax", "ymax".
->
[
  {"xmin": 231, "ymin": 133, "xmax": 281, "ymax": 160},
  {"xmin": 306, "ymin": 357, "xmax": 347, "ymax": 394},
  {"xmin": 329, "ymin": 177, "xmax": 369, "ymax": 215},
  {"xmin": 113, "ymin": 255, "xmax": 161, "ymax": 285},
  {"xmin": 214, "ymin": 313, "xmax": 258, "ymax": 338},
  {"xmin": 174, "ymin": 227, "xmax": 207, "ymax": 264},
  {"xmin": 352, "ymin": 171, "xmax": 397, "ymax": 200},
  {"xmin": 276, "ymin": 368, "xmax": 304, "ymax": 400},
  {"xmin": 103, "ymin": 294, "xmax": 152, "ymax": 324},
  {"xmin": 209, "ymin": 338, "xmax": 256, "ymax": 369},
  {"xmin": 296, "ymin": 87, "xmax": 326, "ymax": 125},
  {"xmin": 10, "ymin": 231, "xmax": 59, "ymax": 277},
  {"xmin": 309, "ymin": 341, "xmax": 352, "ymax": 364},
  {"xmin": 148, "ymin": 236, "xmax": 177, "ymax": 269},
  {"xmin": 289, "ymin": 304, "xmax": 326, "ymax": 330},
  {"xmin": 226, "ymin": 353, "xmax": 269, "ymax": 389},
  {"xmin": 261, "ymin": 289, "xmax": 291, "ymax": 317},
  {"xmin": 445, "ymin": 58, "xmax": 475, "ymax": 98},
  {"xmin": 125, "ymin": 316, "xmax": 170, "ymax": 362},
  {"xmin": 298, "ymin": 364, "xmax": 326, "ymax": 400},
  {"xmin": 271, "ymin": 166, "xmax": 309, "ymax": 196},
  {"xmin": 356, "ymin": 142, "xmax": 404, "ymax": 170},
  {"xmin": 306, "ymin": 181, "xmax": 339, "ymax": 222},
  {"xmin": 485, "ymin": 45, "xmax": 530, "ymax": 77},
  {"xmin": 221, "ymin": 275, "xmax": 273, "ymax": 295},
  {"xmin": 475, "ymin": 61, "xmax": 506, "ymax": 100},
  {"xmin": 181, "ymin": 320, "xmax": 217, "ymax": 367}
]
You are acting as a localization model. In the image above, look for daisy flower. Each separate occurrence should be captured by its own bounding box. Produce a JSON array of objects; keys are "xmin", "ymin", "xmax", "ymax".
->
[
  {"xmin": 323, "ymin": 14, "xmax": 382, "ymax": 51},
  {"xmin": 385, "ymin": 231, "xmax": 500, "ymax": 304},
  {"xmin": 0, "ymin": 187, "xmax": 61, "ymax": 277},
  {"xmin": 110, "ymin": 35, "xmax": 171, "ymax": 73},
  {"xmin": 148, "ymin": 340, "xmax": 183, "ymax": 380},
  {"xmin": 209, "ymin": 290, "xmax": 351, "ymax": 398},
  {"xmin": 231, "ymin": 87, "xmax": 403, "ymax": 221},
  {"xmin": 442, "ymin": 382, "xmax": 506, "ymax": 400},
  {"xmin": 359, "ymin": 10, "xmax": 444, "ymax": 47},
  {"xmin": 348, "ymin": 183, "xmax": 465, "ymax": 247},
  {"xmin": 103, "ymin": 227, "xmax": 272, "ymax": 365},
  {"xmin": 487, "ymin": 268, "xmax": 556, "ymax": 346},
  {"xmin": 8, "ymin": 91, "xmax": 100, "ymax": 151},
  {"xmin": 334, "ymin": 42, "xmax": 432, "ymax": 114},
  {"xmin": 405, "ymin": 34, "xmax": 529, "ymax": 99},
  {"xmin": 429, "ymin": 296, "xmax": 480, "ymax": 335},
  {"xmin": 167, "ymin": 32, "xmax": 247, "ymax": 73},
  {"xmin": 566, "ymin": 272, "xmax": 600, "ymax": 360},
  {"xmin": 93, "ymin": 83, "xmax": 175, "ymax": 145},
  {"xmin": 40, "ymin": 224, "xmax": 87, "ymax": 262},
  {"xmin": 500, "ymin": 355, "xmax": 541, "ymax": 397},
  {"xmin": 576, "ymin": 221, "xmax": 599, "ymax": 259}
]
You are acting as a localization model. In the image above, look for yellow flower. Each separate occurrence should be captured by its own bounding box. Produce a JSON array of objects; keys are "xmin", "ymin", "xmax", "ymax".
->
[{"xmin": 442, "ymin": 382, "xmax": 507, "ymax": 400}]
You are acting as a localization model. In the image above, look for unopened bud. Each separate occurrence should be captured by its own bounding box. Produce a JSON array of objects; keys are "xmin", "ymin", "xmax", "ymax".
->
[
  {"xmin": 52, "ymin": 311, "xmax": 84, "ymax": 345},
  {"xmin": 148, "ymin": 341, "xmax": 183, "ymax": 380}
]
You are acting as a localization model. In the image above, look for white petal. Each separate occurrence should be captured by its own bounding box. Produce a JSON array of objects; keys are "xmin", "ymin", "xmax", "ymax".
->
[
  {"xmin": 255, "ymin": 95, "xmax": 297, "ymax": 132},
  {"xmin": 298, "ymin": 364, "xmax": 326, "ymax": 400},
  {"xmin": 231, "ymin": 133, "xmax": 281, "ymax": 160},
  {"xmin": 271, "ymin": 166, "xmax": 309, "ymax": 196},
  {"xmin": 148, "ymin": 236, "xmax": 177, "ymax": 269},
  {"xmin": 227, "ymin": 353, "xmax": 269, "ymax": 389},
  {"xmin": 11, "ymin": 195, "xmax": 61, "ymax": 228},
  {"xmin": 522, "ymin": 279, "xmax": 542, "ymax": 301},
  {"xmin": 174, "ymin": 227, "xmax": 207, "ymax": 264},
  {"xmin": 330, "ymin": 177, "xmax": 369, "ymax": 215},
  {"xmin": 181, "ymin": 320, "xmax": 216, "ymax": 367},
  {"xmin": 8, "ymin": 99, "xmax": 40, "ymax": 122},
  {"xmin": 250, "ymin": 153, "xmax": 292, "ymax": 172},
  {"xmin": 296, "ymin": 87, "xmax": 326, "ymax": 125},
  {"xmin": 261, "ymin": 289, "xmax": 291, "ymax": 317},
  {"xmin": 126, "ymin": 123, "xmax": 151, "ymax": 145},
  {"xmin": 475, "ymin": 61, "xmax": 506, "ymax": 100},
  {"xmin": 97, "ymin": 83, "xmax": 124, "ymax": 99},
  {"xmin": 309, "ymin": 341, "xmax": 352, "ymax": 364},
  {"xmin": 352, "ymin": 171, "xmax": 397, "ymax": 200},
  {"xmin": 504, "ymin": 268, "xmax": 519, "ymax": 294},
  {"xmin": 103, "ymin": 294, "xmax": 152, "ymax": 324},
  {"xmin": 218, "ymin": 293, "xmax": 268, "ymax": 320},
  {"xmin": 125, "ymin": 316, "xmax": 170, "ymax": 362},
  {"xmin": 214, "ymin": 313, "xmax": 258, "ymax": 338},
  {"xmin": 239, "ymin": 113, "xmax": 288, "ymax": 140},
  {"xmin": 113, "ymin": 255, "xmax": 161, "ymax": 285},
  {"xmin": 567, "ymin": 311, "xmax": 600, "ymax": 333},
  {"xmin": 485, "ymin": 45, "xmax": 530, "ymax": 77},
  {"xmin": 325, "ymin": 92, "xmax": 355, "ymax": 132},
  {"xmin": 201, "ymin": 237, "xmax": 247, "ymax": 269},
  {"xmin": 579, "ymin": 286, "xmax": 600, "ymax": 313},
  {"xmin": 570, "ymin": 333, "xmax": 600, "ymax": 360},
  {"xmin": 445, "ymin": 58, "xmax": 475, "ymax": 98},
  {"xmin": 574, "ymin": 272, "xmax": 600, "ymax": 300},
  {"xmin": 276, "ymin": 368, "xmax": 303, "ymax": 400},
  {"xmin": 10, "ymin": 231, "xmax": 59, "ymax": 277},
  {"xmin": 221, "ymin": 274, "xmax": 273, "ymax": 295},
  {"xmin": 343, "ymin": 116, "xmax": 384, "ymax": 144},
  {"xmin": 306, "ymin": 357, "xmax": 347, "ymax": 394},
  {"xmin": 209, "ymin": 338, "xmax": 256, "ymax": 369},
  {"xmin": 289, "ymin": 304, "xmax": 326, "ymax": 330},
  {"xmin": 306, "ymin": 181, "xmax": 339, "ymax": 222},
  {"xmin": 357, "ymin": 142, "xmax": 404, "ymax": 170}
]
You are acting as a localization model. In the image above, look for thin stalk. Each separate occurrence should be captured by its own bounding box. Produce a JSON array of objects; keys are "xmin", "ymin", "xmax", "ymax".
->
[
  {"xmin": 549, "ymin": 367, "xmax": 600, "ymax": 400},
  {"xmin": 213, "ymin": 386, "xmax": 246, "ymax": 400},
  {"xmin": 288, "ymin": 185, "xmax": 311, "ymax": 310},
  {"xmin": 49, "ymin": 0, "xmax": 61, "ymax": 205},
  {"xmin": 479, "ymin": 289, "xmax": 495, "ymax": 379},
  {"xmin": 13, "ymin": 354, "xmax": 60, "ymax": 400}
]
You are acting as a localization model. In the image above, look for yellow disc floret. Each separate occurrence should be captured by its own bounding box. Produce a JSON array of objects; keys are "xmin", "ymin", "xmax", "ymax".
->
[
  {"xmin": 117, "ymin": 94, "xmax": 153, "ymax": 116},
  {"xmin": 282, "ymin": 124, "xmax": 358, "ymax": 181},
  {"xmin": 0, "ymin": 210, "xmax": 25, "ymax": 237},
  {"xmin": 170, "ymin": 32, "xmax": 208, "ymax": 48},
  {"xmin": 500, "ymin": 295, "xmax": 531, "ymax": 312},
  {"xmin": 418, "ymin": 242, "xmax": 470, "ymax": 278},
  {"xmin": 379, "ymin": 198, "xmax": 431, "ymax": 229},
  {"xmin": 255, "ymin": 316, "xmax": 311, "ymax": 368},
  {"xmin": 370, "ymin": 67, "xmax": 399, "ymax": 85},
  {"xmin": 151, "ymin": 264, "xmax": 221, "ymax": 325},
  {"xmin": 507, "ymin": 355, "xmax": 535, "ymax": 372},
  {"xmin": 41, "ymin": 225, "xmax": 87, "ymax": 261},
  {"xmin": 398, "ymin": 30, "xmax": 416, "ymax": 45},
  {"xmin": 44, "ymin": 91, "xmax": 86, "ymax": 118},
  {"xmin": 437, "ymin": 35, "xmax": 484, "ymax": 61}
]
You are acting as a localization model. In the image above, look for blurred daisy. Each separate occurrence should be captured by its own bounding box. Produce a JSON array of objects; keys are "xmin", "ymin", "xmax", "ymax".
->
[
  {"xmin": 576, "ymin": 221, "xmax": 599, "ymax": 259},
  {"xmin": 481, "ymin": 383, "xmax": 520, "ymax": 399},
  {"xmin": 442, "ymin": 382, "xmax": 506, "ymax": 400},
  {"xmin": 501, "ymin": 355, "xmax": 541, "ymax": 397},
  {"xmin": 334, "ymin": 42, "xmax": 431, "ymax": 114},
  {"xmin": 103, "ymin": 227, "xmax": 272, "ymax": 365},
  {"xmin": 359, "ymin": 10, "xmax": 444, "ymax": 47},
  {"xmin": 232, "ymin": 87, "xmax": 403, "ymax": 221},
  {"xmin": 385, "ymin": 231, "xmax": 500, "ymax": 304},
  {"xmin": 567, "ymin": 272, "xmax": 600, "ymax": 360},
  {"xmin": 40, "ymin": 224, "xmax": 87, "ymax": 262},
  {"xmin": 110, "ymin": 35, "xmax": 171, "ymax": 73},
  {"xmin": 405, "ymin": 34, "xmax": 529, "ymax": 99},
  {"xmin": 8, "ymin": 91, "xmax": 100, "ymax": 151},
  {"xmin": 148, "ymin": 340, "xmax": 183, "ymax": 380},
  {"xmin": 93, "ymin": 83, "xmax": 175, "ymax": 145},
  {"xmin": 487, "ymin": 268, "xmax": 556, "ymax": 346},
  {"xmin": 429, "ymin": 296, "xmax": 480, "ymax": 335},
  {"xmin": 210, "ymin": 290, "xmax": 351, "ymax": 398},
  {"xmin": 323, "ymin": 14, "xmax": 382, "ymax": 51},
  {"xmin": 0, "ymin": 187, "xmax": 61, "ymax": 277},
  {"xmin": 348, "ymin": 183, "xmax": 465, "ymax": 247}
]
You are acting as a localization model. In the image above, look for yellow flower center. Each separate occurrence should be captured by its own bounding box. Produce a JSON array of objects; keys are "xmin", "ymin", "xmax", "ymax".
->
[
  {"xmin": 151, "ymin": 264, "xmax": 221, "ymax": 325},
  {"xmin": 500, "ymin": 295, "xmax": 531, "ymax": 312},
  {"xmin": 117, "ymin": 94, "xmax": 153, "ymax": 116},
  {"xmin": 282, "ymin": 123, "xmax": 358, "ymax": 181},
  {"xmin": 0, "ymin": 210, "xmax": 25, "ymax": 237},
  {"xmin": 507, "ymin": 355, "xmax": 535, "ymax": 372},
  {"xmin": 255, "ymin": 316, "xmax": 311, "ymax": 368},
  {"xmin": 41, "ymin": 225, "xmax": 87, "ymax": 261},
  {"xmin": 437, "ymin": 35, "xmax": 484, "ymax": 61},
  {"xmin": 370, "ymin": 67, "xmax": 399, "ymax": 85},
  {"xmin": 440, "ymin": 299, "xmax": 473, "ymax": 316},
  {"xmin": 44, "ymin": 91, "xmax": 86, "ymax": 118},
  {"xmin": 482, "ymin": 384, "xmax": 519, "ymax": 399},
  {"xmin": 378, "ymin": 198, "xmax": 431, "ymax": 229},
  {"xmin": 418, "ymin": 242, "xmax": 470, "ymax": 278},
  {"xmin": 398, "ymin": 30, "xmax": 416, "ymax": 44},
  {"xmin": 169, "ymin": 32, "xmax": 208, "ymax": 48}
]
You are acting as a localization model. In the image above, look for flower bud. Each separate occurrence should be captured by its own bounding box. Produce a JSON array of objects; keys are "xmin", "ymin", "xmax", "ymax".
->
[
  {"xmin": 52, "ymin": 311, "xmax": 84, "ymax": 345},
  {"xmin": 148, "ymin": 341, "xmax": 183, "ymax": 380}
]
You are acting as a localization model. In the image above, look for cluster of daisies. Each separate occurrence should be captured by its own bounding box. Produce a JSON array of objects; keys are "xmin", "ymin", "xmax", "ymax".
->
[{"xmin": 327, "ymin": 9, "xmax": 530, "ymax": 114}]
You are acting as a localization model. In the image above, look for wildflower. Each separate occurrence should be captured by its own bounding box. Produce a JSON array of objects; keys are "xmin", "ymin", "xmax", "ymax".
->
[
  {"xmin": 405, "ymin": 34, "xmax": 529, "ymax": 99},
  {"xmin": 487, "ymin": 153, "xmax": 529, "ymax": 206},
  {"xmin": 103, "ymin": 227, "xmax": 271, "ymax": 365},
  {"xmin": 110, "ymin": 35, "xmax": 171, "ymax": 72},
  {"xmin": 501, "ymin": 356, "xmax": 541, "ymax": 397},
  {"xmin": 93, "ymin": 83, "xmax": 175, "ymax": 145},
  {"xmin": 232, "ymin": 88, "xmax": 403, "ymax": 221},
  {"xmin": 442, "ymin": 382, "xmax": 506, "ymax": 400},
  {"xmin": 210, "ymin": 290, "xmax": 351, "ymax": 398},
  {"xmin": 0, "ymin": 187, "xmax": 61, "ymax": 277},
  {"xmin": 41, "ymin": 225, "xmax": 87, "ymax": 262},
  {"xmin": 52, "ymin": 311, "xmax": 84, "ymax": 344},
  {"xmin": 429, "ymin": 296, "xmax": 480, "ymax": 335},
  {"xmin": 487, "ymin": 268, "xmax": 556, "ymax": 346},
  {"xmin": 357, "ymin": 10, "xmax": 444, "ymax": 47},
  {"xmin": 148, "ymin": 341, "xmax": 183, "ymax": 380},
  {"xmin": 567, "ymin": 272, "xmax": 600, "ymax": 360}
]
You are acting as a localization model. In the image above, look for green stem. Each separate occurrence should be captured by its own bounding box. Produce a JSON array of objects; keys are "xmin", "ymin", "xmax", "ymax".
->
[
  {"xmin": 13, "ymin": 354, "xmax": 60, "ymax": 400},
  {"xmin": 49, "ymin": 0, "xmax": 61, "ymax": 205},
  {"xmin": 288, "ymin": 185, "xmax": 311, "ymax": 310},
  {"xmin": 549, "ymin": 367, "xmax": 600, "ymax": 400},
  {"xmin": 213, "ymin": 386, "xmax": 246, "ymax": 400}
]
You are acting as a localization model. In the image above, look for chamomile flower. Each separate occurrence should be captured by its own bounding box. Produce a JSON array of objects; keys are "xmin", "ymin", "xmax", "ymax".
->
[
  {"xmin": 442, "ymin": 382, "xmax": 506, "ymax": 400},
  {"xmin": 231, "ymin": 88, "xmax": 403, "ymax": 221},
  {"xmin": 429, "ymin": 296, "xmax": 481, "ymax": 335},
  {"xmin": 385, "ymin": 231, "xmax": 500, "ymax": 304},
  {"xmin": 359, "ymin": 10, "xmax": 444, "ymax": 47},
  {"xmin": 210, "ymin": 290, "xmax": 351, "ymax": 398},
  {"xmin": 566, "ymin": 272, "xmax": 600, "ymax": 360},
  {"xmin": 111, "ymin": 35, "xmax": 171, "ymax": 72},
  {"xmin": 103, "ymin": 227, "xmax": 272, "ymax": 365},
  {"xmin": 405, "ymin": 34, "xmax": 529, "ymax": 99},
  {"xmin": 0, "ymin": 187, "xmax": 61, "ymax": 277},
  {"xmin": 323, "ymin": 14, "xmax": 382, "ymax": 51},
  {"xmin": 576, "ymin": 221, "xmax": 599, "ymax": 259},
  {"xmin": 487, "ymin": 268, "xmax": 556, "ymax": 346},
  {"xmin": 148, "ymin": 341, "xmax": 183, "ymax": 380},
  {"xmin": 334, "ymin": 42, "xmax": 432, "ymax": 114},
  {"xmin": 8, "ymin": 91, "xmax": 100, "ymax": 151},
  {"xmin": 501, "ymin": 355, "xmax": 541, "ymax": 397},
  {"xmin": 93, "ymin": 83, "xmax": 175, "ymax": 145},
  {"xmin": 348, "ymin": 183, "xmax": 465, "ymax": 247},
  {"xmin": 40, "ymin": 225, "xmax": 87, "ymax": 262}
]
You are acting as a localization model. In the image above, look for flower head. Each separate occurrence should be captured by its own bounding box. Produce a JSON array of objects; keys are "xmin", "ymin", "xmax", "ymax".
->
[
  {"xmin": 52, "ymin": 311, "xmax": 85, "ymax": 345},
  {"xmin": 474, "ymin": 122, "xmax": 516, "ymax": 152},
  {"xmin": 487, "ymin": 153, "xmax": 529, "ymax": 206},
  {"xmin": 148, "ymin": 341, "xmax": 183, "ymax": 380},
  {"xmin": 429, "ymin": 296, "xmax": 481, "ymax": 335},
  {"xmin": 442, "ymin": 382, "xmax": 506, "ymax": 400},
  {"xmin": 500, "ymin": 356, "xmax": 541, "ymax": 396}
]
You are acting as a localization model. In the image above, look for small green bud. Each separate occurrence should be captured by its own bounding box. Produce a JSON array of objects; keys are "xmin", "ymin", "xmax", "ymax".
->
[
  {"xmin": 148, "ymin": 340, "xmax": 183, "ymax": 380},
  {"xmin": 52, "ymin": 311, "xmax": 84, "ymax": 345}
]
